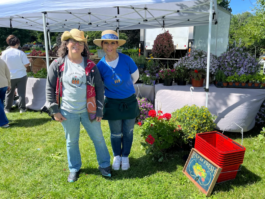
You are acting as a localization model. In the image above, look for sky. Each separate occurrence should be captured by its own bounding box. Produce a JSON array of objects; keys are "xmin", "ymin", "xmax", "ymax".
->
[{"xmin": 230, "ymin": 0, "xmax": 257, "ymax": 14}]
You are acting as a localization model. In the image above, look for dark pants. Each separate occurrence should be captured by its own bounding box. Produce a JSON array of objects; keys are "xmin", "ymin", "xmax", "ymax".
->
[
  {"xmin": 0, "ymin": 87, "xmax": 9, "ymax": 126},
  {"xmin": 5, "ymin": 75, "xmax": 27, "ymax": 110}
]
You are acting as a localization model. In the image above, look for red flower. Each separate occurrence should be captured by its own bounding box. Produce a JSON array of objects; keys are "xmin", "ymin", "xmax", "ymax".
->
[
  {"xmin": 138, "ymin": 122, "xmax": 142, "ymax": 126},
  {"xmin": 150, "ymin": 124, "xmax": 153, "ymax": 127},
  {"xmin": 158, "ymin": 115, "xmax": 164, "ymax": 120},
  {"xmin": 146, "ymin": 135, "xmax": 155, "ymax": 145},
  {"xmin": 194, "ymin": 69, "xmax": 199, "ymax": 73},
  {"xmin": 148, "ymin": 110, "xmax": 156, "ymax": 118},
  {"xmin": 163, "ymin": 113, "xmax": 172, "ymax": 120},
  {"xmin": 158, "ymin": 110, "xmax": 163, "ymax": 115}
]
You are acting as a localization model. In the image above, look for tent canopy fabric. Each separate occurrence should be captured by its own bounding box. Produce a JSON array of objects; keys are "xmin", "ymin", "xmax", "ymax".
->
[{"xmin": 0, "ymin": 0, "xmax": 217, "ymax": 32}]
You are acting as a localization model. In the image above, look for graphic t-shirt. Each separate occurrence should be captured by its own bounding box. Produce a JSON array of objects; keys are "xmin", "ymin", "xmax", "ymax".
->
[
  {"xmin": 61, "ymin": 56, "xmax": 87, "ymax": 113},
  {"xmin": 97, "ymin": 53, "xmax": 138, "ymax": 99}
]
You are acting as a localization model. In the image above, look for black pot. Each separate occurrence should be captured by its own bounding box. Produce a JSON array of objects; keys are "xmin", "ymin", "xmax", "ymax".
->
[
  {"xmin": 159, "ymin": 79, "xmax": 164, "ymax": 84},
  {"xmin": 163, "ymin": 78, "xmax": 173, "ymax": 86},
  {"xmin": 177, "ymin": 80, "xmax": 186, "ymax": 85}
]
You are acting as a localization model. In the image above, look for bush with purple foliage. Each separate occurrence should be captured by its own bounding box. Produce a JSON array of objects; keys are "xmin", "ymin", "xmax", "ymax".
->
[
  {"xmin": 136, "ymin": 97, "xmax": 154, "ymax": 125},
  {"xmin": 218, "ymin": 47, "xmax": 259, "ymax": 76}
]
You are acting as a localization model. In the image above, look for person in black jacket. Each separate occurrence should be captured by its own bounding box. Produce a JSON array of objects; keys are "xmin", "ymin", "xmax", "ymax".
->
[{"xmin": 46, "ymin": 29, "xmax": 111, "ymax": 182}]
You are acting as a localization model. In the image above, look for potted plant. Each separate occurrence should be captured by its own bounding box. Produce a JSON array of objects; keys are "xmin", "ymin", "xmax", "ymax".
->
[
  {"xmin": 159, "ymin": 68, "xmax": 175, "ymax": 86},
  {"xmin": 254, "ymin": 73, "xmax": 262, "ymax": 87},
  {"xmin": 141, "ymin": 59, "xmax": 160, "ymax": 85},
  {"xmin": 247, "ymin": 74, "xmax": 254, "ymax": 87},
  {"xmin": 136, "ymin": 97, "xmax": 154, "ymax": 125},
  {"xmin": 262, "ymin": 77, "xmax": 265, "ymax": 88},
  {"xmin": 174, "ymin": 64, "xmax": 189, "ymax": 85},
  {"xmin": 239, "ymin": 74, "xmax": 248, "ymax": 86},
  {"xmin": 171, "ymin": 105, "xmax": 216, "ymax": 149},
  {"xmin": 152, "ymin": 31, "xmax": 175, "ymax": 58},
  {"xmin": 215, "ymin": 70, "xmax": 224, "ymax": 87},
  {"xmin": 222, "ymin": 75, "xmax": 227, "ymax": 87},
  {"xmin": 226, "ymin": 75, "xmax": 234, "ymax": 86},
  {"xmin": 140, "ymin": 110, "xmax": 182, "ymax": 161},
  {"xmin": 131, "ymin": 54, "xmax": 146, "ymax": 73},
  {"xmin": 190, "ymin": 69, "xmax": 205, "ymax": 87},
  {"xmin": 234, "ymin": 73, "xmax": 240, "ymax": 86}
]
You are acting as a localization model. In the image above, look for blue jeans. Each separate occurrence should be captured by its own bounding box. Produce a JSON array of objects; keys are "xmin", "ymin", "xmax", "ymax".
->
[
  {"xmin": 0, "ymin": 87, "xmax": 9, "ymax": 127},
  {"xmin": 61, "ymin": 109, "xmax": 110, "ymax": 172},
  {"xmin": 108, "ymin": 118, "xmax": 135, "ymax": 157}
]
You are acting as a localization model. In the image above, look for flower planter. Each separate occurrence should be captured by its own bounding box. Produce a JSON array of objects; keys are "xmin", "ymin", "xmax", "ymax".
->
[
  {"xmin": 234, "ymin": 82, "xmax": 240, "ymax": 86},
  {"xmin": 222, "ymin": 82, "xmax": 228, "ymax": 87},
  {"xmin": 254, "ymin": 83, "xmax": 260, "ymax": 87},
  {"xmin": 163, "ymin": 78, "xmax": 173, "ymax": 86},
  {"xmin": 262, "ymin": 83, "xmax": 265, "ymax": 88},
  {"xmin": 228, "ymin": 82, "xmax": 233, "ymax": 86},
  {"xmin": 191, "ymin": 78, "xmax": 204, "ymax": 87},
  {"xmin": 248, "ymin": 83, "xmax": 252, "ymax": 87},
  {"xmin": 241, "ymin": 83, "xmax": 246, "ymax": 86},
  {"xmin": 177, "ymin": 80, "xmax": 186, "ymax": 85}
]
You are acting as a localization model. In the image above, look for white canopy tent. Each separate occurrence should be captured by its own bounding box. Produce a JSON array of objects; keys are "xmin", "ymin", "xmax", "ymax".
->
[{"xmin": 0, "ymin": 0, "xmax": 218, "ymax": 107}]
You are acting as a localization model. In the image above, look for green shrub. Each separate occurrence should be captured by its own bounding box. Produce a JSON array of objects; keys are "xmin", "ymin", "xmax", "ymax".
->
[
  {"xmin": 171, "ymin": 105, "xmax": 216, "ymax": 143},
  {"xmin": 239, "ymin": 74, "xmax": 248, "ymax": 83}
]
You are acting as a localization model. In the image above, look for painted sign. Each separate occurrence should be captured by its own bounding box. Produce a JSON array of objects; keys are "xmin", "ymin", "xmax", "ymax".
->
[{"xmin": 183, "ymin": 148, "xmax": 221, "ymax": 197}]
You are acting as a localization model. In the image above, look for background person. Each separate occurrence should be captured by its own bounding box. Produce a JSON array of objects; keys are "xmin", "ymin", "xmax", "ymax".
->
[
  {"xmin": 1, "ymin": 35, "xmax": 30, "ymax": 113},
  {"xmin": 94, "ymin": 30, "xmax": 140, "ymax": 171},
  {"xmin": 46, "ymin": 29, "xmax": 111, "ymax": 182},
  {"xmin": 0, "ymin": 58, "xmax": 11, "ymax": 128}
]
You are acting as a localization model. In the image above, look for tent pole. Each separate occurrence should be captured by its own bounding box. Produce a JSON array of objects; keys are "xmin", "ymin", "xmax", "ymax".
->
[
  {"xmin": 205, "ymin": 0, "xmax": 213, "ymax": 108},
  {"xmin": 42, "ymin": 12, "xmax": 50, "ymax": 70},
  {"xmin": 47, "ymin": 30, "xmax": 52, "ymax": 50}
]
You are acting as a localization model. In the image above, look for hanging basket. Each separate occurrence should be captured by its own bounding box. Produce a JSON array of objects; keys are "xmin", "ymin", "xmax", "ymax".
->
[{"xmin": 191, "ymin": 78, "xmax": 204, "ymax": 87}]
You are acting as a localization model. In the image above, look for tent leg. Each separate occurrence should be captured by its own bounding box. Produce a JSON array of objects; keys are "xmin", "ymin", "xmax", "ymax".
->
[
  {"xmin": 205, "ymin": 0, "xmax": 213, "ymax": 108},
  {"xmin": 42, "ymin": 12, "xmax": 50, "ymax": 70},
  {"xmin": 48, "ymin": 30, "xmax": 52, "ymax": 50}
]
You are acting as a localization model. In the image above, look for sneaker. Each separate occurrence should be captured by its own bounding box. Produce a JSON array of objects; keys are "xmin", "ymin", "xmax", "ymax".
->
[
  {"xmin": 67, "ymin": 171, "xmax": 80, "ymax": 183},
  {"xmin": 4, "ymin": 109, "xmax": 10, "ymax": 114},
  {"xmin": 121, "ymin": 157, "xmax": 130, "ymax": 170},
  {"xmin": 1, "ymin": 124, "xmax": 9, "ymax": 128},
  {"xmin": 112, "ymin": 156, "xmax": 121, "ymax": 170},
  {"xmin": 99, "ymin": 166, "xmax": 111, "ymax": 177},
  {"xmin": 20, "ymin": 109, "xmax": 27, "ymax": 113}
]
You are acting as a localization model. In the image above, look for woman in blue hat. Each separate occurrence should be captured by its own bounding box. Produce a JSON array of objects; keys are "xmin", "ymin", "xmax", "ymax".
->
[{"xmin": 94, "ymin": 30, "xmax": 140, "ymax": 171}]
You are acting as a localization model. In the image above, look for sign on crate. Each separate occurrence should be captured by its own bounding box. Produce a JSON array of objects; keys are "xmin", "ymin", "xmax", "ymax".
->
[{"xmin": 183, "ymin": 148, "xmax": 221, "ymax": 197}]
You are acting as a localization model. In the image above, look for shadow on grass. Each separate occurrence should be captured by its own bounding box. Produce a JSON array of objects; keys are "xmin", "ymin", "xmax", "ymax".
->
[
  {"xmin": 10, "ymin": 118, "xmax": 52, "ymax": 127},
  {"xmin": 81, "ymin": 150, "xmax": 188, "ymax": 180},
  {"xmin": 214, "ymin": 165, "xmax": 261, "ymax": 192}
]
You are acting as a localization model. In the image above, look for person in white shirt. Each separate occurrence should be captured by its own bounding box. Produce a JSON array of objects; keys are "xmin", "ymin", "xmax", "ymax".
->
[{"xmin": 1, "ymin": 35, "xmax": 30, "ymax": 113}]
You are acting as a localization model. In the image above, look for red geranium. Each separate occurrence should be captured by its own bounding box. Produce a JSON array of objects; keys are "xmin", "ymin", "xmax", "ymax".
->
[
  {"xmin": 138, "ymin": 122, "xmax": 142, "ymax": 126},
  {"xmin": 158, "ymin": 115, "xmax": 164, "ymax": 120},
  {"xmin": 145, "ymin": 135, "xmax": 155, "ymax": 145},
  {"xmin": 148, "ymin": 110, "xmax": 157, "ymax": 118},
  {"xmin": 163, "ymin": 113, "xmax": 172, "ymax": 120},
  {"xmin": 158, "ymin": 110, "xmax": 163, "ymax": 115},
  {"xmin": 194, "ymin": 69, "xmax": 199, "ymax": 73}
]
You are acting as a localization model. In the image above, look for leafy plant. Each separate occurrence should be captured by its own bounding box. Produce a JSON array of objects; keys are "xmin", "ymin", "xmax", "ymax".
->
[
  {"xmin": 173, "ymin": 49, "xmax": 219, "ymax": 75},
  {"xmin": 233, "ymin": 73, "xmax": 240, "ymax": 82},
  {"xmin": 253, "ymin": 73, "xmax": 262, "ymax": 83},
  {"xmin": 247, "ymin": 74, "xmax": 255, "ymax": 83},
  {"xmin": 222, "ymin": 74, "xmax": 227, "ymax": 82},
  {"xmin": 141, "ymin": 58, "xmax": 160, "ymax": 85},
  {"xmin": 131, "ymin": 54, "xmax": 146, "ymax": 65},
  {"xmin": 136, "ymin": 97, "xmax": 154, "ymax": 125},
  {"xmin": 158, "ymin": 68, "xmax": 175, "ymax": 79},
  {"xmin": 33, "ymin": 68, "xmax": 47, "ymax": 78},
  {"xmin": 239, "ymin": 74, "xmax": 248, "ymax": 83},
  {"xmin": 226, "ymin": 75, "xmax": 234, "ymax": 82},
  {"xmin": 174, "ymin": 65, "xmax": 190, "ymax": 81},
  {"xmin": 218, "ymin": 47, "xmax": 259, "ymax": 76},
  {"xmin": 215, "ymin": 70, "xmax": 225, "ymax": 82},
  {"xmin": 190, "ymin": 69, "xmax": 205, "ymax": 80},
  {"xmin": 140, "ymin": 110, "xmax": 181, "ymax": 161},
  {"xmin": 171, "ymin": 105, "xmax": 216, "ymax": 143},
  {"xmin": 152, "ymin": 31, "xmax": 175, "ymax": 58}
]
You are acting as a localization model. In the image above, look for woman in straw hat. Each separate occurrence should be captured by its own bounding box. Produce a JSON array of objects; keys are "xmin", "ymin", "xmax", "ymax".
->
[
  {"xmin": 46, "ymin": 29, "xmax": 111, "ymax": 182},
  {"xmin": 94, "ymin": 30, "xmax": 140, "ymax": 171}
]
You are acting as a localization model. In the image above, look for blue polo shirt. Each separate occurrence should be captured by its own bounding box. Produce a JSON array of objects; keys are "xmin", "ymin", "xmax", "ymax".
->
[{"xmin": 97, "ymin": 53, "xmax": 137, "ymax": 99}]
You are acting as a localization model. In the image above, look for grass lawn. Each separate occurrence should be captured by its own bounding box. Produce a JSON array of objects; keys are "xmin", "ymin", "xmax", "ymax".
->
[{"xmin": 0, "ymin": 109, "xmax": 264, "ymax": 199}]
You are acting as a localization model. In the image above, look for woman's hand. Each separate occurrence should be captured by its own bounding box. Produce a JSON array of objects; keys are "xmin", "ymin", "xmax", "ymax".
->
[
  {"xmin": 54, "ymin": 113, "xmax": 67, "ymax": 122},
  {"xmin": 96, "ymin": 117, "xmax": 102, "ymax": 122},
  {"xmin": 7, "ymin": 87, "xmax": 11, "ymax": 92}
]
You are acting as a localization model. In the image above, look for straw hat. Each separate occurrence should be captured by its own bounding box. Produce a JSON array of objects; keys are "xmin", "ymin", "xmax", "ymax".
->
[
  {"xmin": 61, "ymin": 29, "xmax": 87, "ymax": 42},
  {"xmin": 93, "ymin": 30, "xmax": 126, "ymax": 47}
]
